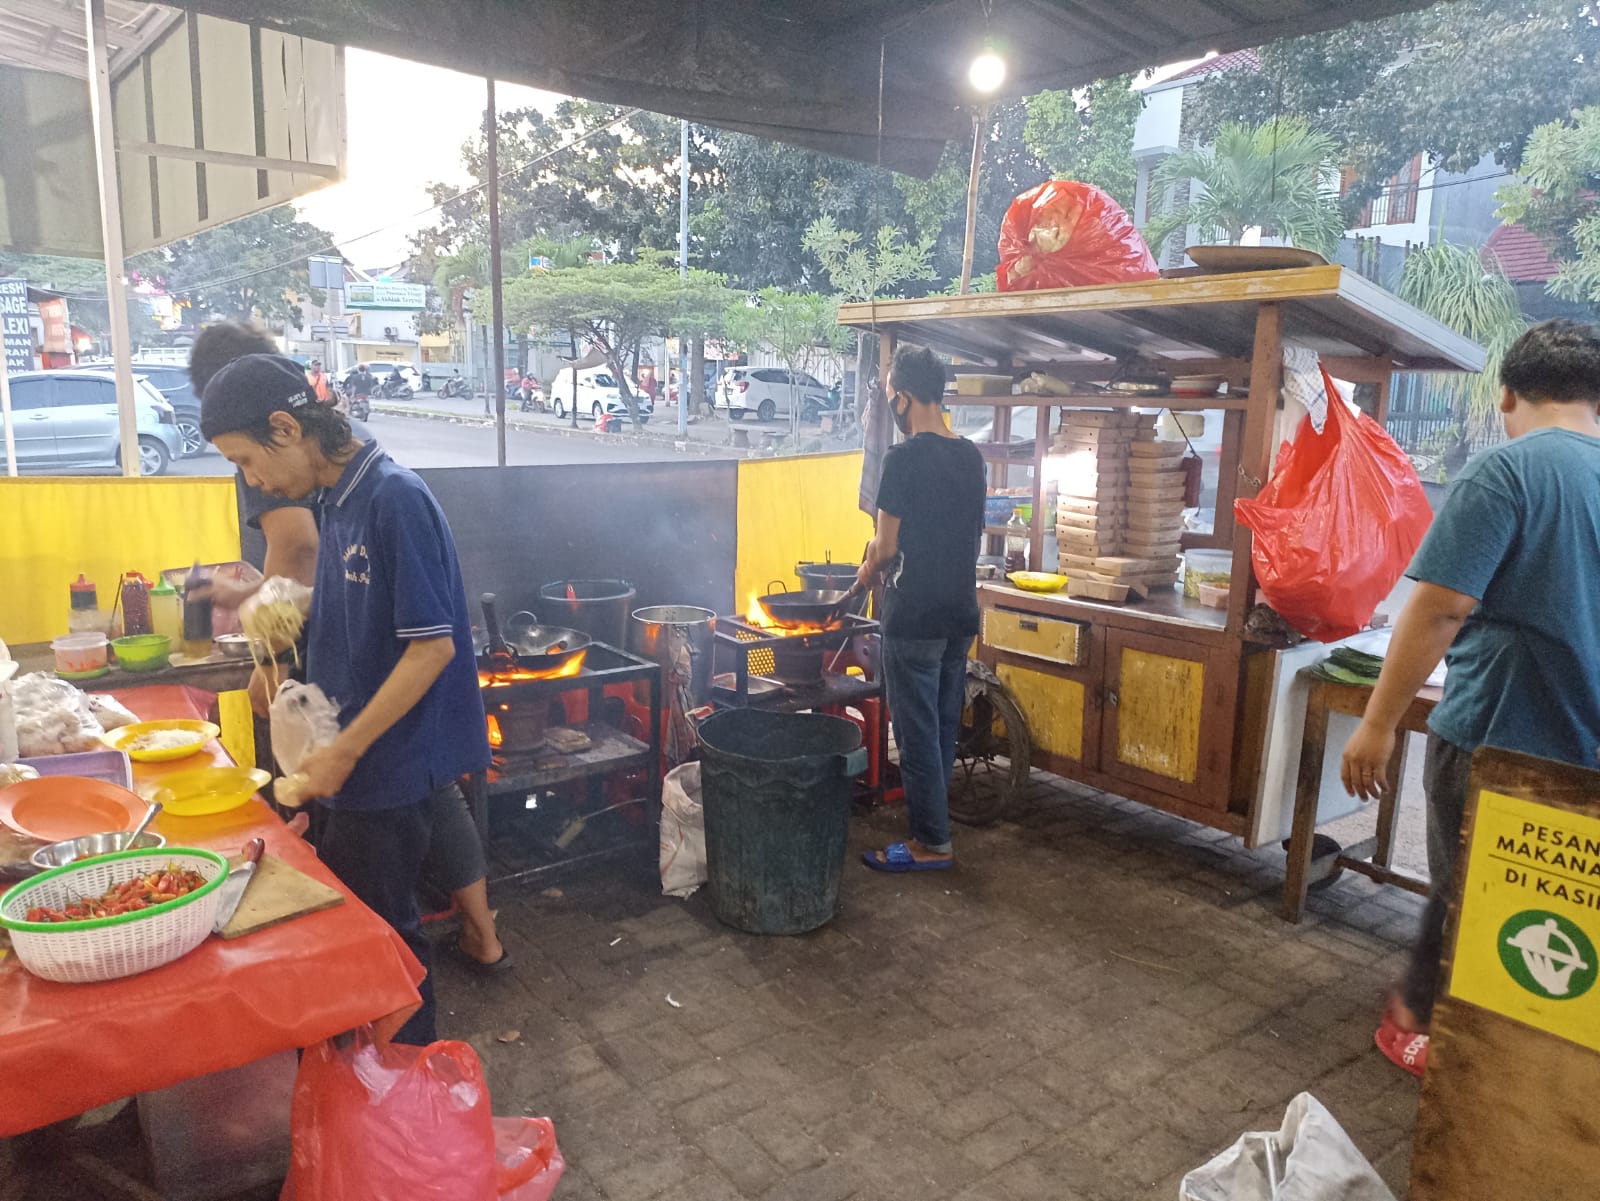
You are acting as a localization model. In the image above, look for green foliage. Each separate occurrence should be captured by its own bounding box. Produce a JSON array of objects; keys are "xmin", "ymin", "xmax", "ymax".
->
[
  {"xmin": 1023, "ymin": 76, "xmax": 1144, "ymax": 211},
  {"xmin": 131, "ymin": 206, "xmax": 330, "ymax": 328},
  {"xmin": 502, "ymin": 261, "xmax": 734, "ymax": 427},
  {"xmin": 722, "ymin": 288, "xmax": 850, "ymax": 431},
  {"xmin": 1398, "ymin": 242, "xmax": 1525, "ymax": 445},
  {"xmin": 1147, "ymin": 118, "xmax": 1344, "ymax": 256},
  {"xmin": 802, "ymin": 218, "xmax": 935, "ymax": 302},
  {"xmin": 0, "ymin": 253, "xmax": 155, "ymax": 344},
  {"xmin": 1184, "ymin": 0, "xmax": 1600, "ymax": 219},
  {"xmin": 1496, "ymin": 106, "xmax": 1600, "ymax": 308}
]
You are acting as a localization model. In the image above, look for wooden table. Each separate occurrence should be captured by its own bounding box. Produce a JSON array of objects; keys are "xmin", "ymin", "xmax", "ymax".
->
[{"xmin": 1281, "ymin": 675, "xmax": 1441, "ymax": 922}]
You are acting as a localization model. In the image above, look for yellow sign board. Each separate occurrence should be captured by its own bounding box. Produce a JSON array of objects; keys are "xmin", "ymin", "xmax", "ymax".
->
[{"xmin": 1449, "ymin": 789, "xmax": 1600, "ymax": 1053}]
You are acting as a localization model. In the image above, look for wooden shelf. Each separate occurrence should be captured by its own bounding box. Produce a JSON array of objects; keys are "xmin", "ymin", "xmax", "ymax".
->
[
  {"xmin": 947, "ymin": 392, "xmax": 1249, "ymax": 411},
  {"xmin": 976, "ymin": 441, "xmax": 1039, "ymax": 463}
]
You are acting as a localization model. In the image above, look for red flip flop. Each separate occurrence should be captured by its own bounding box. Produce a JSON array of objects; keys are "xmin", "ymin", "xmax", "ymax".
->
[{"xmin": 1374, "ymin": 1013, "xmax": 1429, "ymax": 1078}]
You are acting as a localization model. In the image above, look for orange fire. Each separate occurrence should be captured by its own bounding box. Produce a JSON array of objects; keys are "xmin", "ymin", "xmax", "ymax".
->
[
  {"xmin": 744, "ymin": 593, "xmax": 841, "ymax": 636},
  {"xmin": 486, "ymin": 713, "xmax": 503, "ymax": 748},
  {"xmin": 478, "ymin": 653, "xmax": 586, "ymax": 688}
]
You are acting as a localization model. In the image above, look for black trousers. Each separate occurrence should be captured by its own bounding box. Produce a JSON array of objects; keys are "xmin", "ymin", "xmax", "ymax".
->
[
  {"xmin": 314, "ymin": 796, "xmax": 436, "ymax": 1045},
  {"xmin": 1402, "ymin": 734, "xmax": 1472, "ymax": 1023}
]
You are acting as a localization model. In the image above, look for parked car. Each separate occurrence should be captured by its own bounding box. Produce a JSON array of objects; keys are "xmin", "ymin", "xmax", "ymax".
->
[
  {"xmin": 547, "ymin": 367, "xmax": 653, "ymax": 423},
  {"xmin": 718, "ymin": 367, "xmax": 836, "ymax": 422},
  {"xmin": 4, "ymin": 371, "xmax": 182, "ymax": 475},
  {"xmin": 80, "ymin": 360, "xmax": 204, "ymax": 457}
]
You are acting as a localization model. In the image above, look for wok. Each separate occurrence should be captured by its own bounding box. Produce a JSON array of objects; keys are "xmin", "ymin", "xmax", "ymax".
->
[
  {"xmin": 757, "ymin": 580, "xmax": 860, "ymax": 628},
  {"xmin": 479, "ymin": 594, "xmax": 591, "ymax": 674}
]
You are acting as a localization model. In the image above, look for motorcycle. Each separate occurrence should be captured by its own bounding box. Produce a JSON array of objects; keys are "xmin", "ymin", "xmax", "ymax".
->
[
  {"xmin": 379, "ymin": 376, "xmax": 413, "ymax": 401},
  {"xmin": 348, "ymin": 393, "xmax": 371, "ymax": 421},
  {"xmin": 439, "ymin": 376, "xmax": 469, "ymax": 400}
]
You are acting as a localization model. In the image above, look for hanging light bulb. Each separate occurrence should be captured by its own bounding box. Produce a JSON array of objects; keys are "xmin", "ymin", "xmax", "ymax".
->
[{"xmin": 969, "ymin": 40, "xmax": 1006, "ymax": 94}]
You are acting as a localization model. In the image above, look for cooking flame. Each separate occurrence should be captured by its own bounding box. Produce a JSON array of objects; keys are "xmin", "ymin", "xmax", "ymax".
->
[
  {"xmin": 744, "ymin": 593, "xmax": 841, "ymax": 636},
  {"xmin": 478, "ymin": 654, "xmax": 586, "ymax": 687},
  {"xmin": 486, "ymin": 714, "xmax": 503, "ymax": 748}
]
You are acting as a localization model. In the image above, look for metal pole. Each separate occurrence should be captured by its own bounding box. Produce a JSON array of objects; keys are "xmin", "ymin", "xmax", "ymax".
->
[
  {"xmin": 568, "ymin": 328, "xmax": 579, "ymax": 429},
  {"xmin": 85, "ymin": 0, "xmax": 141, "ymax": 475},
  {"xmin": 959, "ymin": 104, "xmax": 989, "ymax": 296},
  {"xmin": 462, "ymin": 292, "xmax": 473, "ymax": 406},
  {"xmin": 678, "ymin": 118, "xmax": 690, "ymax": 439},
  {"xmin": 486, "ymin": 78, "xmax": 507, "ymax": 467}
]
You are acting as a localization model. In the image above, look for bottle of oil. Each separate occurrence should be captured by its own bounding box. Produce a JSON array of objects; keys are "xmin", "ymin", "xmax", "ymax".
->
[
  {"xmin": 68, "ymin": 574, "xmax": 101, "ymax": 634},
  {"xmin": 1004, "ymin": 509, "xmax": 1028, "ymax": 573},
  {"xmin": 181, "ymin": 562, "xmax": 214, "ymax": 659}
]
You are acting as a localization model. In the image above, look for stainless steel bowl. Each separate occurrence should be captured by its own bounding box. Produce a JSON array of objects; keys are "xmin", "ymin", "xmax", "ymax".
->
[
  {"xmin": 213, "ymin": 633, "xmax": 254, "ymax": 660},
  {"xmin": 30, "ymin": 830, "xmax": 166, "ymax": 870}
]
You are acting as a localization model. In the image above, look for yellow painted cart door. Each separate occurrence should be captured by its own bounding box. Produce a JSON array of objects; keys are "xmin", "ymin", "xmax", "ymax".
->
[{"xmin": 1099, "ymin": 629, "xmax": 1230, "ymax": 809}]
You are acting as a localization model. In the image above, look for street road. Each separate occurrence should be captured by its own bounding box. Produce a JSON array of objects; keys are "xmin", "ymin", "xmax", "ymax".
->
[{"xmin": 169, "ymin": 409, "xmax": 742, "ymax": 474}]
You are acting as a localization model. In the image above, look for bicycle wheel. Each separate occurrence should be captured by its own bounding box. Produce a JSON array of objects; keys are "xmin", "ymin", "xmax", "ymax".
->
[{"xmin": 947, "ymin": 664, "xmax": 1031, "ymax": 826}]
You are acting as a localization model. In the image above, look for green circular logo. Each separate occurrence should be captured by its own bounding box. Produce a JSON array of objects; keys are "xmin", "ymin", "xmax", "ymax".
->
[{"xmin": 1497, "ymin": 909, "xmax": 1597, "ymax": 1001}]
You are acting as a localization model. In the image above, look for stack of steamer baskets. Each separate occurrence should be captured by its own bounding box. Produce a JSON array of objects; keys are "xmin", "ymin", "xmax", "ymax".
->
[
  {"xmin": 1051, "ymin": 410, "xmax": 1187, "ymax": 602},
  {"xmin": 0, "ymin": 847, "xmax": 230, "ymax": 983}
]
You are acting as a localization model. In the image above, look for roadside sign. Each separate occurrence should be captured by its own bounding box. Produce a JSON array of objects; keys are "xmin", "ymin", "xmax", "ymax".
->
[
  {"xmin": 1, "ymin": 278, "xmax": 31, "ymax": 376},
  {"xmin": 1448, "ymin": 789, "xmax": 1600, "ymax": 1053},
  {"xmin": 310, "ymin": 322, "xmax": 351, "ymax": 337},
  {"xmin": 528, "ymin": 254, "xmax": 552, "ymax": 272}
]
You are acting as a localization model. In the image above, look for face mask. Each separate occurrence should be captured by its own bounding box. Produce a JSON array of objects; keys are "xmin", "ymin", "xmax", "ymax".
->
[{"xmin": 890, "ymin": 393, "xmax": 912, "ymax": 436}]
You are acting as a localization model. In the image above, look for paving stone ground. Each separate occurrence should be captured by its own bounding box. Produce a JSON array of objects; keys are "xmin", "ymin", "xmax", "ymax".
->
[{"xmin": 435, "ymin": 771, "xmax": 1425, "ymax": 1201}]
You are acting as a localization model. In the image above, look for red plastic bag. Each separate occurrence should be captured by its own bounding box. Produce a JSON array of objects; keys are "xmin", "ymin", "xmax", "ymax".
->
[
  {"xmin": 1234, "ymin": 367, "xmax": 1432, "ymax": 642},
  {"xmin": 281, "ymin": 1033, "xmax": 564, "ymax": 1201},
  {"xmin": 997, "ymin": 180, "xmax": 1158, "ymax": 292}
]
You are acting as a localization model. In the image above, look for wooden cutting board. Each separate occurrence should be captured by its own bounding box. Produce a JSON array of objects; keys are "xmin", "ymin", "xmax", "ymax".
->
[{"xmin": 219, "ymin": 852, "xmax": 344, "ymax": 939}]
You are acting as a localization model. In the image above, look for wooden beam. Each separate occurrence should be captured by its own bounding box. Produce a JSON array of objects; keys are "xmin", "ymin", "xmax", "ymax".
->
[
  {"xmin": 115, "ymin": 139, "xmax": 341, "ymax": 179},
  {"xmin": 1228, "ymin": 302, "xmax": 1284, "ymax": 635}
]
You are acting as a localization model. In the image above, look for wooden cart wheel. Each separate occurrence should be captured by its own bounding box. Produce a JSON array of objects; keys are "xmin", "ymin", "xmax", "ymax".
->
[{"xmin": 948, "ymin": 665, "xmax": 1031, "ymax": 827}]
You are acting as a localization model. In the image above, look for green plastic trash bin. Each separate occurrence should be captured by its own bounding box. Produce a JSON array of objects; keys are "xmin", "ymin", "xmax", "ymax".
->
[{"xmin": 697, "ymin": 709, "xmax": 867, "ymax": 935}]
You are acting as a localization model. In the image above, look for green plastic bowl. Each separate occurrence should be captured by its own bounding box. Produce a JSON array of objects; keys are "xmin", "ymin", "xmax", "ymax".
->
[{"xmin": 111, "ymin": 634, "xmax": 170, "ymax": 672}]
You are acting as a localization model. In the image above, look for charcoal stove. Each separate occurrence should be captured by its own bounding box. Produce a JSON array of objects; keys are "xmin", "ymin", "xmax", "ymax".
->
[{"xmin": 466, "ymin": 642, "xmax": 663, "ymax": 888}]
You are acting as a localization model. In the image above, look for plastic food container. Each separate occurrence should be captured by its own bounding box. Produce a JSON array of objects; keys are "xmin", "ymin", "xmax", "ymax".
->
[
  {"xmin": 52, "ymin": 633, "xmax": 109, "ymax": 675},
  {"xmin": 1197, "ymin": 581, "xmax": 1229, "ymax": 609},
  {"xmin": 1183, "ymin": 549, "xmax": 1233, "ymax": 600},
  {"xmin": 111, "ymin": 634, "xmax": 170, "ymax": 672}
]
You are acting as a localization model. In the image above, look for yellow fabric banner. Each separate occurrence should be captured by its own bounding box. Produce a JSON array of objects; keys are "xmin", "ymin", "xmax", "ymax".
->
[{"xmin": 734, "ymin": 453, "xmax": 873, "ymax": 613}]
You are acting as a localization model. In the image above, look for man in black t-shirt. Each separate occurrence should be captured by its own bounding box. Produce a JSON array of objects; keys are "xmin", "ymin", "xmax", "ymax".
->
[{"xmin": 858, "ymin": 345, "xmax": 985, "ymax": 872}]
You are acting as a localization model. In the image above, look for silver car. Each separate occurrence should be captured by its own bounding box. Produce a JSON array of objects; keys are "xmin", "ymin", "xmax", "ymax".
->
[{"xmin": 4, "ymin": 371, "xmax": 182, "ymax": 475}]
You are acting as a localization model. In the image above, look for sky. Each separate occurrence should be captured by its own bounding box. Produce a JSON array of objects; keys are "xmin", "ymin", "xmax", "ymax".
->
[
  {"xmin": 294, "ymin": 48, "xmax": 1210, "ymax": 271},
  {"xmin": 294, "ymin": 50, "xmax": 555, "ymax": 270}
]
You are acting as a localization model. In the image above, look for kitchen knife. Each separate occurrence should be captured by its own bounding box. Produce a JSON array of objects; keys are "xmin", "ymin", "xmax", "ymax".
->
[{"xmin": 212, "ymin": 837, "xmax": 265, "ymax": 934}]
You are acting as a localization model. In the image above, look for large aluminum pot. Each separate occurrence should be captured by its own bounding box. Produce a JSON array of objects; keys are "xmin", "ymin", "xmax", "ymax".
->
[{"xmin": 631, "ymin": 606, "xmax": 717, "ymax": 767}]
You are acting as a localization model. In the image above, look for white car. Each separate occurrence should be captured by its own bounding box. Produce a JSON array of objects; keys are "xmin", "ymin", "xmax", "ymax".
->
[
  {"xmin": 547, "ymin": 367, "xmax": 654, "ymax": 422},
  {"xmin": 718, "ymin": 367, "xmax": 837, "ymax": 422}
]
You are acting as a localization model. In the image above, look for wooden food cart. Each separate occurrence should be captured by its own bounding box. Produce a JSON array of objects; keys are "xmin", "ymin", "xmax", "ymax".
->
[{"xmin": 839, "ymin": 266, "xmax": 1482, "ymax": 842}]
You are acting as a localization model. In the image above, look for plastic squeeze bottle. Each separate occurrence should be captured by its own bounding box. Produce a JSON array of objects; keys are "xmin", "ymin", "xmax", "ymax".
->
[
  {"xmin": 68, "ymin": 574, "xmax": 100, "ymax": 634},
  {"xmin": 150, "ymin": 578, "xmax": 183, "ymax": 645}
]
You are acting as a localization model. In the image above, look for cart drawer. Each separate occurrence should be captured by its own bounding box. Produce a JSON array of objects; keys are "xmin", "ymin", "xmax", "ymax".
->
[{"xmin": 984, "ymin": 607, "xmax": 1088, "ymax": 666}]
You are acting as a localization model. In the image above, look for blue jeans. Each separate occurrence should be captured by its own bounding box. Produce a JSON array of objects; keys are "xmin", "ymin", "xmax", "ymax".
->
[{"xmin": 883, "ymin": 636, "xmax": 972, "ymax": 854}]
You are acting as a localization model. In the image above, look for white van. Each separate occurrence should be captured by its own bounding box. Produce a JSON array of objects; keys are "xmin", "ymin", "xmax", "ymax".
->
[{"xmin": 546, "ymin": 367, "xmax": 653, "ymax": 423}]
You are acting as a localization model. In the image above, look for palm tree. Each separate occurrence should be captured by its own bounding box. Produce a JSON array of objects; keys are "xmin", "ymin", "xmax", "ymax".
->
[
  {"xmin": 1147, "ymin": 118, "xmax": 1345, "ymax": 257},
  {"xmin": 1398, "ymin": 241, "xmax": 1526, "ymax": 471}
]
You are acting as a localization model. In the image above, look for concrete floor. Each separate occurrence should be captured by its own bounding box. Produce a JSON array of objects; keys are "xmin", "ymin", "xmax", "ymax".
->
[{"xmin": 433, "ymin": 771, "xmax": 1424, "ymax": 1201}]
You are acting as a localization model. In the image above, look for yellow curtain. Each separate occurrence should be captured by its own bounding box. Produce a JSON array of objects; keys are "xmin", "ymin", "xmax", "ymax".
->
[
  {"xmin": 734, "ymin": 452, "xmax": 874, "ymax": 610},
  {"xmin": 0, "ymin": 477, "xmax": 241, "ymax": 645}
]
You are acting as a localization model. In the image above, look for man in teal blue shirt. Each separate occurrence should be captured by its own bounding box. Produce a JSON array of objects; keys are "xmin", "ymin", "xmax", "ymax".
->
[{"xmin": 1342, "ymin": 319, "xmax": 1600, "ymax": 1075}]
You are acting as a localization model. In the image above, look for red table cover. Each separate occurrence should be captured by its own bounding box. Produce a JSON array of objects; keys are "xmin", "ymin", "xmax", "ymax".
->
[{"xmin": 0, "ymin": 685, "xmax": 425, "ymax": 1135}]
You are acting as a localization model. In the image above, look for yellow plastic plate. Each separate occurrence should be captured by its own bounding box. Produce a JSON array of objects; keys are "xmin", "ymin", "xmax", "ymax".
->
[
  {"xmin": 101, "ymin": 719, "xmax": 221, "ymax": 763},
  {"xmin": 1008, "ymin": 571, "xmax": 1069, "ymax": 593},
  {"xmin": 142, "ymin": 766, "xmax": 270, "ymax": 817}
]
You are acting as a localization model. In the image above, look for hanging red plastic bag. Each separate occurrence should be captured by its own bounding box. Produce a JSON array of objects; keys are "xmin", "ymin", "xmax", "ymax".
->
[
  {"xmin": 1234, "ymin": 367, "xmax": 1432, "ymax": 642},
  {"xmin": 997, "ymin": 180, "xmax": 1158, "ymax": 292},
  {"xmin": 281, "ymin": 1032, "xmax": 563, "ymax": 1201}
]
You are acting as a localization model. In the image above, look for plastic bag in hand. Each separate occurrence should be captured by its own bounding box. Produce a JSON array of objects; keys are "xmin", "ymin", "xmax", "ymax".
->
[
  {"xmin": 997, "ymin": 180, "xmax": 1158, "ymax": 292},
  {"xmin": 1234, "ymin": 366, "xmax": 1432, "ymax": 642},
  {"xmin": 279, "ymin": 1031, "xmax": 565, "ymax": 1201},
  {"xmin": 269, "ymin": 680, "xmax": 340, "ymax": 777},
  {"xmin": 12, "ymin": 673, "xmax": 106, "ymax": 757}
]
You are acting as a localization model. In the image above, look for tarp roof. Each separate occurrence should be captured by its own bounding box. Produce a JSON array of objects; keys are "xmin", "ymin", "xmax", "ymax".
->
[{"xmin": 168, "ymin": 0, "xmax": 1463, "ymax": 176}]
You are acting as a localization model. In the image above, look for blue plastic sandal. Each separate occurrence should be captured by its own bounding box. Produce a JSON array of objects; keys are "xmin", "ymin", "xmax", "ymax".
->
[{"xmin": 862, "ymin": 841, "xmax": 953, "ymax": 873}]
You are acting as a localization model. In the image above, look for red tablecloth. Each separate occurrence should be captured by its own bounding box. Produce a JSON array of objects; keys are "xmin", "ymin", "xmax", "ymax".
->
[{"xmin": 0, "ymin": 685, "xmax": 425, "ymax": 1135}]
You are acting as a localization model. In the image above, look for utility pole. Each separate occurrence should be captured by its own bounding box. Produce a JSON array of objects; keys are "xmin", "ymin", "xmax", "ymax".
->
[
  {"xmin": 678, "ymin": 119, "xmax": 690, "ymax": 440},
  {"xmin": 486, "ymin": 78, "xmax": 507, "ymax": 467}
]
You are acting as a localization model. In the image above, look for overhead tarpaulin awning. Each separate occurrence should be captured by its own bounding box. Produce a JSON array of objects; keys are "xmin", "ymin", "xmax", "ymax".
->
[{"xmin": 168, "ymin": 0, "xmax": 1463, "ymax": 176}]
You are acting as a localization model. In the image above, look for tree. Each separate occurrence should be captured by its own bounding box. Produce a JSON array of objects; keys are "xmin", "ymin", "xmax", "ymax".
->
[
  {"xmin": 1146, "ymin": 118, "xmax": 1345, "ymax": 256},
  {"xmin": 133, "ymin": 206, "xmax": 331, "ymax": 329},
  {"xmin": 503, "ymin": 261, "xmax": 733, "ymax": 429},
  {"xmin": 803, "ymin": 217, "xmax": 936, "ymax": 417},
  {"xmin": 1397, "ymin": 242, "xmax": 1526, "ymax": 472},
  {"xmin": 0, "ymin": 252, "xmax": 157, "ymax": 348},
  {"xmin": 722, "ymin": 288, "xmax": 851, "ymax": 438},
  {"xmin": 1023, "ymin": 75, "xmax": 1145, "ymax": 212},
  {"xmin": 1496, "ymin": 106, "xmax": 1600, "ymax": 308},
  {"xmin": 1184, "ymin": 0, "xmax": 1600, "ymax": 219}
]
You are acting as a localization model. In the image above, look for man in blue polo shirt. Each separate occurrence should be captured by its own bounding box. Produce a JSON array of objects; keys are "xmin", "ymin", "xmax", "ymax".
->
[{"xmin": 201, "ymin": 353, "xmax": 488, "ymax": 1044}]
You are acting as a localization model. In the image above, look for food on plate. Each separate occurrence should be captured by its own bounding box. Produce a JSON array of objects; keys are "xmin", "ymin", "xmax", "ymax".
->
[
  {"xmin": 25, "ymin": 863, "xmax": 208, "ymax": 922},
  {"xmin": 0, "ymin": 763, "xmax": 40, "ymax": 787},
  {"xmin": 125, "ymin": 729, "xmax": 207, "ymax": 753}
]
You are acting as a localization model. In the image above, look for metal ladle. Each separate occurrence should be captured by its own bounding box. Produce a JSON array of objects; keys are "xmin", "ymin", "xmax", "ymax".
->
[{"xmin": 125, "ymin": 799, "xmax": 162, "ymax": 847}]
